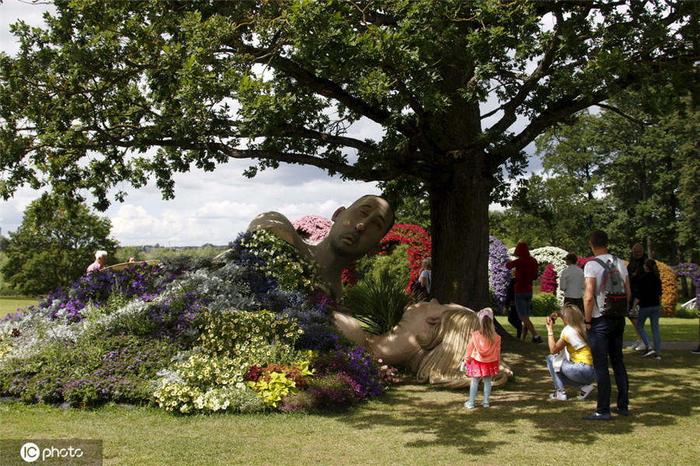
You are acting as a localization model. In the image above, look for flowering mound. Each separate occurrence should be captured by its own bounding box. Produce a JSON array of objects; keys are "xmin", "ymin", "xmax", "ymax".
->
[{"xmin": 0, "ymin": 231, "xmax": 386, "ymax": 413}]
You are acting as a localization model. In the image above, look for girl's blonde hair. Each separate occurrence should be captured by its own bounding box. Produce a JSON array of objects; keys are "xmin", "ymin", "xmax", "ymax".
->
[
  {"xmin": 479, "ymin": 315, "xmax": 496, "ymax": 343},
  {"xmin": 560, "ymin": 304, "xmax": 587, "ymax": 344},
  {"xmin": 415, "ymin": 305, "xmax": 510, "ymax": 388}
]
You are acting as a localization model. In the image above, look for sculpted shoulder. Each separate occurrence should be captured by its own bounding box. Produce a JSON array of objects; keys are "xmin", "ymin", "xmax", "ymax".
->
[{"xmin": 247, "ymin": 211, "xmax": 313, "ymax": 259}]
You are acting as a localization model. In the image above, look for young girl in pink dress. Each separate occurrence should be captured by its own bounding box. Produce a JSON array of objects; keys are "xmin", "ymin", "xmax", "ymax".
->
[{"xmin": 463, "ymin": 308, "xmax": 501, "ymax": 409}]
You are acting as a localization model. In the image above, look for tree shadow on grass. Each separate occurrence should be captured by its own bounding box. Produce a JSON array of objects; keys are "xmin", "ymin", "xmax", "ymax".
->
[{"xmin": 333, "ymin": 342, "xmax": 700, "ymax": 456}]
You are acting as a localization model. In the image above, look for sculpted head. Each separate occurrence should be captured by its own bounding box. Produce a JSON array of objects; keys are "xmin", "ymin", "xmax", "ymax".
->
[{"xmin": 325, "ymin": 195, "xmax": 394, "ymax": 260}]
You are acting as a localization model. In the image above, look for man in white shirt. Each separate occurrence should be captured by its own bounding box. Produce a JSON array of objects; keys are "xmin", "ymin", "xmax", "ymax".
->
[
  {"xmin": 559, "ymin": 252, "xmax": 585, "ymax": 311},
  {"xmin": 582, "ymin": 230, "xmax": 631, "ymax": 421}
]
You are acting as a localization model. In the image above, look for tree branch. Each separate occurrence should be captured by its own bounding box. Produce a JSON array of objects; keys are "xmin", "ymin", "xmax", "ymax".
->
[
  {"xmin": 347, "ymin": 1, "xmax": 398, "ymax": 26},
  {"xmin": 595, "ymin": 103, "xmax": 649, "ymax": 126},
  {"xmin": 484, "ymin": 9, "xmax": 565, "ymax": 138},
  {"xmin": 220, "ymin": 41, "xmax": 429, "ymax": 147},
  {"xmin": 258, "ymin": 124, "xmax": 377, "ymax": 152},
  {"xmin": 232, "ymin": 42, "xmax": 393, "ymax": 124},
  {"xmin": 54, "ymin": 135, "xmax": 392, "ymax": 182}
]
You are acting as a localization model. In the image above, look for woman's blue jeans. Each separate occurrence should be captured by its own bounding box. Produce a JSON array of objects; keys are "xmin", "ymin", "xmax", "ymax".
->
[
  {"xmin": 637, "ymin": 305, "xmax": 661, "ymax": 353},
  {"xmin": 545, "ymin": 355, "xmax": 595, "ymax": 391}
]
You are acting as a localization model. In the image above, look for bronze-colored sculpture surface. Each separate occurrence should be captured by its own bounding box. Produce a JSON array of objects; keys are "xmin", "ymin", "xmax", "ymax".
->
[
  {"xmin": 248, "ymin": 194, "xmax": 393, "ymax": 300},
  {"xmin": 246, "ymin": 195, "xmax": 510, "ymax": 387}
]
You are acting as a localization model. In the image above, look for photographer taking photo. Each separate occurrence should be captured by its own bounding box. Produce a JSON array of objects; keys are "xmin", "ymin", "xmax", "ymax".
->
[{"xmin": 545, "ymin": 304, "xmax": 596, "ymax": 401}]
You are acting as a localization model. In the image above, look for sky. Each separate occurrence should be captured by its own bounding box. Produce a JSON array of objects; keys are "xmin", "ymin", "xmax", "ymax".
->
[{"xmin": 0, "ymin": 0, "xmax": 539, "ymax": 246}]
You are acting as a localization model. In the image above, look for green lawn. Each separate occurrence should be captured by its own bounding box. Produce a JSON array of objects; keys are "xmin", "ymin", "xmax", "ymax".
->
[
  {"xmin": 528, "ymin": 316, "xmax": 699, "ymax": 342},
  {"xmin": 0, "ymin": 296, "xmax": 38, "ymax": 317},
  {"xmin": 0, "ymin": 342, "xmax": 698, "ymax": 465}
]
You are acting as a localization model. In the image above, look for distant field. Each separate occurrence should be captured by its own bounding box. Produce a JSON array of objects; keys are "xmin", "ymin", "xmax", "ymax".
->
[{"xmin": 0, "ymin": 296, "xmax": 39, "ymax": 318}]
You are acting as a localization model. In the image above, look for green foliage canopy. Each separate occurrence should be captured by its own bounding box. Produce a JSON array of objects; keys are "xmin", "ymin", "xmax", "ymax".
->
[
  {"xmin": 1, "ymin": 193, "xmax": 117, "ymax": 295},
  {"xmin": 0, "ymin": 0, "xmax": 694, "ymax": 206},
  {"xmin": 0, "ymin": 0, "xmax": 695, "ymax": 305},
  {"xmin": 520, "ymin": 89, "xmax": 699, "ymax": 262}
]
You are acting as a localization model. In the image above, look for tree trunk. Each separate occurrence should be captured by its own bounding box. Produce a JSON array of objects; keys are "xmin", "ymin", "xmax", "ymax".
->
[{"xmin": 429, "ymin": 159, "xmax": 492, "ymax": 309}]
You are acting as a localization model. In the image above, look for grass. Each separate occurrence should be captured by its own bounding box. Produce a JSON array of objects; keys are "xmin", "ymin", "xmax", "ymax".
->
[
  {"xmin": 0, "ymin": 296, "xmax": 38, "ymax": 318},
  {"xmin": 528, "ymin": 316, "xmax": 699, "ymax": 342},
  {"xmin": 0, "ymin": 342, "xmax": 698, "ymax": 465}
]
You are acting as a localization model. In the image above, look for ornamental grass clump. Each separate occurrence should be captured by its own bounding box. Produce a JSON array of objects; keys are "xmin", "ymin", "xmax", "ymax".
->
[{"xmin": 342, "ymin": 268, "xmax": 409, "ymax": 335}]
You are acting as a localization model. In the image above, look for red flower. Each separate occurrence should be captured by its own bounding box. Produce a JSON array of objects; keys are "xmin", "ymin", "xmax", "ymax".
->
[{"xmin": 378, "ymin": 224, "xmax": 432, "ymax": 292}]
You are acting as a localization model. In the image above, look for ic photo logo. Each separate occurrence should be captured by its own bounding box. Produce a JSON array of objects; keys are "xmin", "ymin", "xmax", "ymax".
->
[
  {"xmin": 19, "ymin": 442, "xmax": 40, "ymax": 463},
  {"xmin": 19, "ymin": 441, "xmax": 85, "ymax": 463}
]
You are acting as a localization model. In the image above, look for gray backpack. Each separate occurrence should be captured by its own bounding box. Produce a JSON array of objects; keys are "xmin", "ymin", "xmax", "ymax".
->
[{"xmin": 593, "ymin": 256, "xmax": 628, "ymax": 317}]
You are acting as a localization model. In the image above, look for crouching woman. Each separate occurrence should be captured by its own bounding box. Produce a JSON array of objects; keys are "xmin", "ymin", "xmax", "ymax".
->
[{"xmin": 545, "ymin": 304, "xmax": 596, "ymax": 401}]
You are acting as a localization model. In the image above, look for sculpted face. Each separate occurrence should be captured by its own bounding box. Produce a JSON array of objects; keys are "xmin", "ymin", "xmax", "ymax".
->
[
  {"xmin": 328, "ymin": 195, "xmax": 393, "ymax": 259},
  {"xmin": 398, "ymin": 300, "xmax": 448, "ymax": 341}
]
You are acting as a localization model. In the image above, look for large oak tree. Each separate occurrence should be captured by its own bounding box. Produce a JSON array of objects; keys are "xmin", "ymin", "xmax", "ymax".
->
[{"xmin": 0, "ymin": 0, "xmax": 696, "ymax": 307}]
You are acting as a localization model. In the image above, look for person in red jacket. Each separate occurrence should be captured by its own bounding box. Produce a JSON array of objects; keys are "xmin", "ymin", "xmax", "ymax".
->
[{"xmin": 506, "ymin": 242, "xmax": 543, "ymax": 343}]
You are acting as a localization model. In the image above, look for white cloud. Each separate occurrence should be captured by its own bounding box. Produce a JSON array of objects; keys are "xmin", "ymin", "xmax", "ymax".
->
[
  {"xmin": 0, "ymin": 0, "xmax": 54, "ymax": 56},
  {"xmin": 101, "ymin": 163, "xmax": 380, "ymax": 246}
]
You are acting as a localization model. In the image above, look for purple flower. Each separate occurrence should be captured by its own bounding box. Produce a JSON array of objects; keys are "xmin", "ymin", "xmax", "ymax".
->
[{"xmin": 489, "ymin": 236, "xmax": 511, "ymax": 306}]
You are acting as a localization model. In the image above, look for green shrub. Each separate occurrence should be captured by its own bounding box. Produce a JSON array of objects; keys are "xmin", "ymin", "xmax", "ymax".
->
[
  {"xmin": 531, "ymin": 293, "xmax": 560, "ymax": 316},
  {"xmin": 342, "ymin": 268, "xmax": 409, "ymax": 335},
  {"xmin": 356, "ymin": 244, "xmax": 411, "ymax": 286},
  {"xmin": 238, "ymin": 230, "xmax": 322, "ymax": 293}
]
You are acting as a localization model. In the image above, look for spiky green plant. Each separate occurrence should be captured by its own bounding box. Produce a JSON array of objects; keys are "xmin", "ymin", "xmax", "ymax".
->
[{"xmin": 342, "ymin": 269, "xmax": 409, "ymax": 335}]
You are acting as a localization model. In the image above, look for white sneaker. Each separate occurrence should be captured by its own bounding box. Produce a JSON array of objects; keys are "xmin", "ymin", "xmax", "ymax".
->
[
  {"xmin": 464, "ymin": 401, "xmax": 476, "ymax": 409},
  {"xmin": 626, "ymin": 340, "xmax": 641, "ymax": 350},
  {"xmin": 634, "ymin": 344, "xmax": 648, "ymax": 352},
  {"xmin": 643, "ymin": 349, "xmax": 657, "ymax": 358},
  {"xmin": 549, "ymin": 390, "xmax": 568, "ymax": 401},
  {"xmin": 578, "ymin": 383, "xmax": 596, "ymax": 400}
]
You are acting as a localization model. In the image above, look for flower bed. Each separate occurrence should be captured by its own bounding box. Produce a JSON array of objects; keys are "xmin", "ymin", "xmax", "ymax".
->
[
  {"xmin": 530, "ymin": 247, "xmax": 568, "ymax": 303},
  {"xmin": 488, "ymin": 236, "xmax": 510, "ymax": 307},
  {"xmin": 0, "ymin": 231, "xmax": 387, "ymax": 413}
]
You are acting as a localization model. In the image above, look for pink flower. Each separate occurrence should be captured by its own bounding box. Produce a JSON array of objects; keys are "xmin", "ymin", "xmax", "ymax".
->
[{"xmin": 292, "ymin": 215, "xmax": 333, "ymax": 244}]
